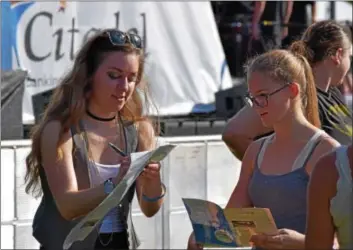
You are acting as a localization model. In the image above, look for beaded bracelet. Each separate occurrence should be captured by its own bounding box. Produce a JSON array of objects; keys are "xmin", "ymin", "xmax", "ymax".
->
[{"xmin": 142, "ymin": 183, "xmax": 167, "ymax": 202}]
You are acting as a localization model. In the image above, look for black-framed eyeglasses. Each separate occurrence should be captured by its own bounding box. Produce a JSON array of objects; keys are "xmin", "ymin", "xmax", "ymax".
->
[
  {"xmin": 106, "ymin": 30, "xmax": 143, "ymax": 49},
  {"xmin": 244, "ymin": 84, "xmax": 291, "ymax": 108}
]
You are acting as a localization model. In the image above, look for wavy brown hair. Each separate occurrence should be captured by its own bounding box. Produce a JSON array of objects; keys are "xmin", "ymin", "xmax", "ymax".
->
[{"xmin": 25, "ymin": 29, "xmax": 158, "ymax": 198}]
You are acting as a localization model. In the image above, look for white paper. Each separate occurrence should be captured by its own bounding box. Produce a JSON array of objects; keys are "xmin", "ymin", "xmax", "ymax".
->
[{"xmin": 63, "ymin": 144, "xmax": 177, "ymax": 250}]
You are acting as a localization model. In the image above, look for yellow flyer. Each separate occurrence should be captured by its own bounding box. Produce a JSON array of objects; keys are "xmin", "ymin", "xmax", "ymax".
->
[
  {"xmin": 183, "ymin": 198, "xmax": 277, "ymax": 247},
  {"xmin": 224, "ymin": 207, "xmax": 277, "ymax": 246}
]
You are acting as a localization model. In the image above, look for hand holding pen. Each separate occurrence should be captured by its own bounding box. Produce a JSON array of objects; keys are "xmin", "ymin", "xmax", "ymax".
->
[{"xmin": 108, "ymin": 142, "xmax": 130, "ymax": 184}]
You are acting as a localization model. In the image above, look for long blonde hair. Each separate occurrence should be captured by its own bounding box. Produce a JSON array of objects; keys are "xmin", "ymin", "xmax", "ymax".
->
[{"xmin": 25, "ymin": 30, "xmax": 157, "ymax": 198}]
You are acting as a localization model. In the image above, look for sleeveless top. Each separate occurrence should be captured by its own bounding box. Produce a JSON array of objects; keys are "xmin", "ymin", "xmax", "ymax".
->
[
  {"xmin": 248, "ymin": 130, "xmax": 324, "ymax": 233},
  {"xmin": 90, "ymin": 162, "xmax": 125, "ymax": 233},
  {"xmin": 32, "ymin": 120, "xmax": 140, "ymax": 250},
  {"xmin": 330, "ymin": 145, "xmax": 353, "ymax": 249}
]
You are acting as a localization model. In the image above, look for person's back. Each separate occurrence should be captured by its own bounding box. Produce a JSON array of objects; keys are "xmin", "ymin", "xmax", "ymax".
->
[
  {"xmin": 331, "ymin": 145, "xmax": 352, "ymax": 249},
  {"xmin": 306, "ymin": 145, "xmax": 353, "ymax": 249}
]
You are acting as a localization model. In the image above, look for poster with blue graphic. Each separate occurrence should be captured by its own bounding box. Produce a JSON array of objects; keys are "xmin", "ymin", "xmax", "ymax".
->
[
  {"xmin": 183, "ymin": 198, "xmax": 238, "ymax": 247},
  {"xmin": 1, "ymin": 1, "xmax": 34, "ymax": 70}
]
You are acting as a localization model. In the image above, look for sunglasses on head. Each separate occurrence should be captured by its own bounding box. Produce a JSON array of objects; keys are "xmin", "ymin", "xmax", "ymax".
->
[{"xmin": 106, "ymin": 30, "xmax": 143, "ymax": 49}]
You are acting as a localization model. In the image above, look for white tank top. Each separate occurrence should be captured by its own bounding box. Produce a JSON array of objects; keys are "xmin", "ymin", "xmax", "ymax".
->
[{"xmin": 89, "ymin": 161, "xmax": 125, "ymax": 233}]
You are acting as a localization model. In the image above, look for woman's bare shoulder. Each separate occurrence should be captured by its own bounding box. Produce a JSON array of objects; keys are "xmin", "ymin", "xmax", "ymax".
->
[
  {"xmin": 243, "ymin": 136, "xmax": 268, "ymax": 166},
  {"xmin": 41, "ymin": 120, "xmax": 73, "ymax": 153},
  {"xmin": 135, "ymin": 119, "xmax": 156, "ymax": 150}
]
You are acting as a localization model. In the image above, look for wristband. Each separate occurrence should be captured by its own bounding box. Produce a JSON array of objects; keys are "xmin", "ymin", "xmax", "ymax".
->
[{"xmin": 142, "ymin": 183, "xmax": 166, "ymax": 202}]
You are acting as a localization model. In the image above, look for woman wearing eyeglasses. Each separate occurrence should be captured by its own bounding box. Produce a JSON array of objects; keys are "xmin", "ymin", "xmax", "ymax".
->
[
  {"xmin": 24, "ymin": 29, "xmax": 165, "ymax": 250},
  {"xmin": 222, "ymin": 20, "xmax": 352, "ymax": 161},
  {"xmin": 188, "ymin": 49, "xmax": 340, "ymax": 250}
]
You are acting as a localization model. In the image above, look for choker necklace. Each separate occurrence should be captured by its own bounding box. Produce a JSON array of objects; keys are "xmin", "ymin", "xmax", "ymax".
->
[{"xmin": 86, "ymin": 109, "xmax": 115, "ymax": 122}]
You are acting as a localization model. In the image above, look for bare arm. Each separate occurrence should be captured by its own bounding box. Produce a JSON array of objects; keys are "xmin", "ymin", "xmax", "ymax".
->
[
  {"xmin": 311, "ymin": 2, "xmax": 317, "ymax": 23},
  {"xmin": 306, "ymin": 153, "xmax": 337, "ymax": 249},
  {"xmin": 135, "ymin": 120, "xmax": 164, "ymax": 217},
  {"xmin": 252, "ymin": 1, "xmax": 266, "ymax": 25},
  {"xmin": 226, "ymin": 140, "xmax": 262, "ymax": 208},
  {"xmin": 283, "ymin": 1, "xmax": 294, "ymax": 25},
  {"xmin": 41, "ymin": 121, "xmax": 107, "ymax": 220},
  {"xmin": 222, "ymin": 105, "xmax": 273, "ymax": 161}
]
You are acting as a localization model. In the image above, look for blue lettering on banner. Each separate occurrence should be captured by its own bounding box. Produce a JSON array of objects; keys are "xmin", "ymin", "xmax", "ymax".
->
[
  {"xmin": 1, "ymin": 1, "xmax": 34, "ymax": 70},
  {"xmin": 1, "ymin": 2, "xmax": 147, "ymax": 72},
  {"xmin": 1, "ymin": 1, "xmax": 147, "ymax": 91}
]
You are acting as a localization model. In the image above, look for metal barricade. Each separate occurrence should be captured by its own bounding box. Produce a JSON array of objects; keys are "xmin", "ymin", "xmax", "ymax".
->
[{"xmin": 1, "ymin": 136, "xmax": 242, "ymax": 249}]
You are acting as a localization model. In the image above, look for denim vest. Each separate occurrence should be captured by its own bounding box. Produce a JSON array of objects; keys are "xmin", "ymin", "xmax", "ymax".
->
[{"xmin": 32, "ymin": 120, "xmax": 140, "ymax": 250}]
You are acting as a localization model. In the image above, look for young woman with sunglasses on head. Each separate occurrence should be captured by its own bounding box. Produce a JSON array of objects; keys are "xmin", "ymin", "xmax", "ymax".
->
[
  {"xmin": 222, "ymin": 20, "xmax": 352, "ymax": 161},
  {"xmin": 306, "ymin": 144, "xmax": 352, "ymax": 249},
  {"xmin": 188, "ymin": 49, "xmax": 340, "ymax": 250},
  {"xmin": 25, "ymin": 29, "xmax": 165, "ymax": 250}
]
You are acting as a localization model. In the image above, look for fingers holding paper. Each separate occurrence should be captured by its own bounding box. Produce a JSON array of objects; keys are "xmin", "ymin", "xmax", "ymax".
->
[
  {"xmin": 250, "ymin": 228, "xmax": 305, "ymax": 249},
  {"xmin": 187, "ymin": 232, "xmax": 204, "ymax": 250},
  {"xmin": 140, "ymin": 162, "xmax": 161, "ymax": 180},
  {"xmin": 113, "ymin": 156, "xmax": 131, "ymax": 185}
]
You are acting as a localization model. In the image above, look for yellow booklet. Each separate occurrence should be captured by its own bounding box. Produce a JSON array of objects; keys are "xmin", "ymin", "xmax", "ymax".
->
[{"xmin": 183, "ymin": 198, "xmax": 277, "ymax": 247}]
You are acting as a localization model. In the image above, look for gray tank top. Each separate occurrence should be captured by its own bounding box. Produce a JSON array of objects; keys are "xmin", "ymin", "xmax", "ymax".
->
[{"xmin": 248, "ymin": 130, "xmax": 324, "ymax": 233}]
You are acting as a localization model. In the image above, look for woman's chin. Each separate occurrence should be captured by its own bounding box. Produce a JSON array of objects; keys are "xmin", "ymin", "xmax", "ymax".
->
[
  {"xmin": 260, "ymin": 118, "xmax": 274, "ymax": 128},
  {"xmin": 111, "ymin": 102, "xmax": 125, "ymax": 113}
]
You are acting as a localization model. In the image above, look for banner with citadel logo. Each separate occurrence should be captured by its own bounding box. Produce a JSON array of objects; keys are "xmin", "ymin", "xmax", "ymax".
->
[{"xmin": 1, "ymin": 1, "xmax": 232, "ymax": 124}]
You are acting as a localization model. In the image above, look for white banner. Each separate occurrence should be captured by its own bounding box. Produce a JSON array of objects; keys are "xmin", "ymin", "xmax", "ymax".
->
[{"xmin": 8, "ymin": 1, "xmax": 232, "ymax": 124}]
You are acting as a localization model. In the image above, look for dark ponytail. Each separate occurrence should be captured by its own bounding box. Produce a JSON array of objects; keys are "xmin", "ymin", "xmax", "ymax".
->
[
  {"xmin": 292, "ymin": 20, "xmax": 351, "ymax": 65},
  {"xmin": 289, "ymin": 40, "xmax": 314, "ymax": 66}
]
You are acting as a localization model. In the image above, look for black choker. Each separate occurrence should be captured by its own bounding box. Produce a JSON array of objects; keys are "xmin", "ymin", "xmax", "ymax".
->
[{"xmin": 86, "ymin": 110, "xmax": 115, "ymax": 122}]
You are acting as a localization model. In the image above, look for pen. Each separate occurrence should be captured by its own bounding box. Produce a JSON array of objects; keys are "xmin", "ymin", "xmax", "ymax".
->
[{"xmin": 108, "ymin": 142, "xmax": 127, "ymax": 157}]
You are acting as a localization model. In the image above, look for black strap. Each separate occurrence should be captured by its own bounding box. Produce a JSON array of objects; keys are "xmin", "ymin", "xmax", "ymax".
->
[{"xmin": 301, "ymin": 139, "xmax": 323, "ymax": 169}]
